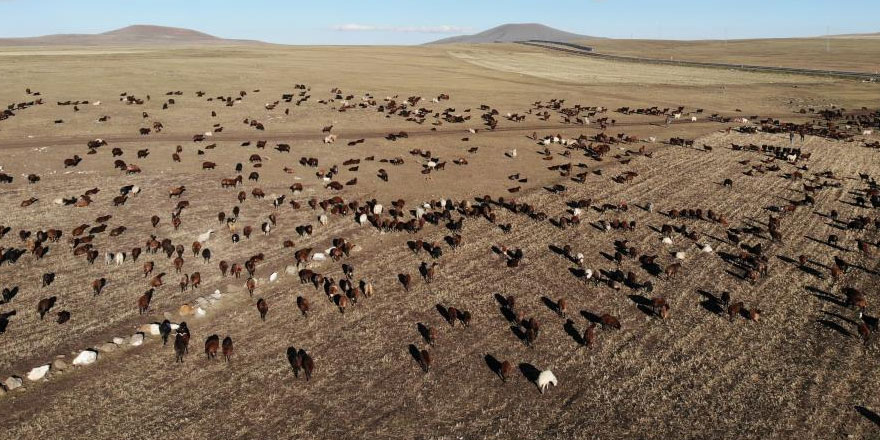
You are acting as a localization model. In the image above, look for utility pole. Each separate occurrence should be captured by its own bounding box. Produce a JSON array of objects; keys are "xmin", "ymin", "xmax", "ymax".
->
[{"xmin": 826, "ymin": 25, "xmax": 830, "ymax": 53}]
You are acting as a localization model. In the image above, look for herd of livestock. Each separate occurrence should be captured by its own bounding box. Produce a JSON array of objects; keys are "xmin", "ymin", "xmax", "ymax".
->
[{"xmin": 0, "ymin": 84, "xmax": 879, "ymax": 396}]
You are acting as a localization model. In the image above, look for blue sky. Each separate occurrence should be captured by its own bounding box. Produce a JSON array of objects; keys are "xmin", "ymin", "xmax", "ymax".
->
[{"xmin": 0, "ymin": 0, "xmax": 877, "ymax": 44}]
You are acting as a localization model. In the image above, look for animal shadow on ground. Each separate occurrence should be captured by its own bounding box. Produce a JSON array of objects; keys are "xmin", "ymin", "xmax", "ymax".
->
[
  {"xmin": 563, "ymin": 319, "xmax": 584, "ymax": 345},
  {"xmin": 435, "ymin": 304, "xmax": 450, "ymax": 322},
  {"xmin": 580, "ymin": 310, "xmax": 601, "ymax": 324},
  {"xmin": 518, "ymin": 362, "xmax": 541, "ymax": 386},
  {"xmin": 628, "ymin": 295, "xmax": 655, "ymax": 316},
  {"xmin": 540, "ymin": 296, "xmax": 560, "ymax": 315},
  {"xmin": 0, "ymin": 310, "xmax": 16, "ymax": 334},
  {"xmin": 817, "ymin": 319, "xmax": 852, "ymax": 338},
  {"xmin": 407, "ymin": 344, "xmax": 423, "ymax": 368},
  {"xmin": 855, "ymin": 406, "xmax": 880, "ymax": 428},
  {"xmin": 417, "ymin": 322, "xmax": 432, "ymax": 344},
  {"xmin": 484, "ymin": 354, "xmax": 503, "ymax": 378},
  {"xmin": 510, "ymin": 326, "xmax": 528, "ymax": 344},
  {"xmin": 805, "ymin": 286, "xmax": 847, "ymax": 308},
  {"xmin": 697, "ymin": 290, "xmax": 725, "ymax": 315}
]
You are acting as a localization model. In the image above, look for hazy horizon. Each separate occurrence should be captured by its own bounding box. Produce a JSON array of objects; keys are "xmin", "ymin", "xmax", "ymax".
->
[{"xmin": 0, "ymin": 0, "xmax": 877, "ymax": 45}]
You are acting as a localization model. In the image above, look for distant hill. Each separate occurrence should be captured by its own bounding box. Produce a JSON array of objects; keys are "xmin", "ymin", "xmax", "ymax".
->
[
  {"xmin": 0, "ymin": 25, "xmax": 265, "ymax": 46},
  {"xmin": 826, "ymin": 32, "xmax": 880, "ymax": 39},
  {"xmin": 426, "ymin": 23, "xmax": 600, "ymax": 45}
]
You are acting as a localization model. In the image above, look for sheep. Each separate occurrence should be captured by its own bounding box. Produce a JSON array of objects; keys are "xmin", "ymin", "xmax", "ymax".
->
[
  {"xmin": 114, "ymin": 252, "xmax": 125, "ymax": 266},
  {"xmin": 197, "ymin": 230, "xmax": 214, "ymax": 243},
  {"xmin": 319, "ymin": 214, "xmax": 328, "ymax": 226},
  {"xmin": 537, "ymin": 369, "xmax": 558, "ymax": 394}
]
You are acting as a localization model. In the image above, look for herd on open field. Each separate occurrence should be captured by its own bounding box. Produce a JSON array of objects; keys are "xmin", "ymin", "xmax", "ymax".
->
[{"xmin": 0, "ymin": 83, "xmax": 878, "ymax": 399}]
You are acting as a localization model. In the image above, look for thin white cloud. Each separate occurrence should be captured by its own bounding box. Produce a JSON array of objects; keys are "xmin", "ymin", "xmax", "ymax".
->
[{"xmin": 331, "ymin": 24, "xmax": 471, "ymax": 34}]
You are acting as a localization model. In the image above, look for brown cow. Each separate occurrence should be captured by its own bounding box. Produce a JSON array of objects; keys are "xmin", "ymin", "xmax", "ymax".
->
[
  {"xmin": 222, "ymin": 336, "xmax": 234, "ymax": 362},
  {"xmin": 205, "ymin": 334, "xmax": 220, "ymax": 359},
  {"xmin": 257, "ymin": 298, "xmax": 268, "ymax": 321}
]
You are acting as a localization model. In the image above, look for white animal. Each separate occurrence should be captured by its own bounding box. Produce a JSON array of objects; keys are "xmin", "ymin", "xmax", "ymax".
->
[
  {"xmin": 416, "ymin": 207, "xmax": 425, "ymax": 219},
  {"xmin": 114, "ymin": 252, "xmax": 125, "ymax": 266},
  {"xmin": 204, "ymin": 131, "xmax": 213, "ymax": 137},
  {"xmin": 578, "ymin": 266, "xmax": 593, "ymax": 280},
  {"xmin": 269, "ymin": 272, "xmax": 278, "ymax": 283},
  {"xmin": 53, "ymin": 198, "xmax": 64, "ymax": 205},
  {"xmin": 130, "ymin": 185, "xmax": 140, "ymax": 195},
  {"xmin": 575, "ymin": 253, "xmax": 585, "ymax": 266},
  {"xmin": 691, "ymin": 116, "xmax": 698, "ymax": 122},
  {"xmin": 468, "ymin": 128, "xmax": 477, "ymax": 134},
  {"xmin": 372, "ymin": 204, "xmax": 383, "ymax": 215},
  {"xmin": 675, "ymin": 251, "xmax": 686, "ymax": 260},
  {"xmin": 702, "ymin": 244, "xmax": 713, "ymax": 253},
  {"xmin": 105, "ymin": 252, "xmax": 114, "ymax": 265},
  {"xmin": 323, "ymin": 134, "xmax": 337, "ymax": 144},
  {"xmin": 427, "ymin": 161, "xmax": 437, "ymax": 168},
  {"xmin": 786, "ymin": 154, "xmax": 798, "ymax": 162},
  {"xmin": 572, "ymin": 208, "xmax": 582, "ymax": 217},
  {"xmin": 673, "ymin": 113, "xmax": 682, "ymax": 119},
  {"xmin": 648, "ymin": 136, "xmax": 657, "ymax": 143},
  {"xmin": 319, "ymin": 214, "xmax": 328, "ymax": 226},
  {"xmin": 507, "ymin": 149, "xmax": 517, "ymax": 158},
  {"xmin": 312, "ymin": 253, "xmax": 326, "ymax": 262},
  {"xmin": 537, "ymin": 370, "xmax": 558, "ymax": 394},
  {"xmin": 862, "ymin": 130, "xmax": 873, "ymax": 136},
  {"xmin": 647, "ymin": 202, "xmax": 655, "ymax": 213},
  {"xmin": 197, "ymin": 230, "xmax": 214, "ymax": 243},
  {"xmin": 662, "ymin": 237, "xmax": 673, "ymax": 245},
  {"xmin": 358, "ymin": 213, "xmax": 368, "ymax": 224}
]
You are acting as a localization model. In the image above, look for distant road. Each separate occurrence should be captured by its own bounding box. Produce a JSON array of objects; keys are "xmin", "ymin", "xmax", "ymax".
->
[{"xmin": 518, "ymin": 40, "xmax": 880, "ymax": 82}]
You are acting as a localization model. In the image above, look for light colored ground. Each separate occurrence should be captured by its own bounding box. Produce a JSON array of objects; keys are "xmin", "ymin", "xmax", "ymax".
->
[
  {"xmin": 583, "ymin": 38, "xmax": 880, "ymax": 74},
  {"xmin": 0, "ymin": 43, "xmax": 879, "ymax": 439}
]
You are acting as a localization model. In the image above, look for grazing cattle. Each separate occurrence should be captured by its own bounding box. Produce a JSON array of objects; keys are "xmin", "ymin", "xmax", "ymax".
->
[
  {"xmin": 499, "ymin": 360, "xmax": 513, "ymax": 382},
  {"xmin": 728, "ymin": 302, "xmax": 744, "ymax": 321},
  {"xmin": 138, "ymin": 290, "xmax": 153, "ymax": 314},
  {"xmin": 92, "ymin": 277, "xmax": 107, "ymax": 295},
  {"xmin": 159, "ymin": 320, "xmax": 172, "ymax": 345},
  {"xmin": 297, "ymin": 296, "xmax": 310, "ymax": 317},
  {"xmin": 205, "ymin": 334, "xmax": 220, "ymax": 359},
  {"xmin": 37, "ymin": 296, "xmax": 56, "ymax": 319},
  {"xmin": 599, "ymin": 314, "xmax": 621, "ymax": 330},
  {"xmin": 222, "ymin": 336, "xmax": 234, "ymax": 361},
  {"xmin": 257, "ymin": 298, "xmax": 268, "ymax": 321},
  {"xmin": 174, "ymin": 330, "xmax": 190, "ymax": 363}
]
